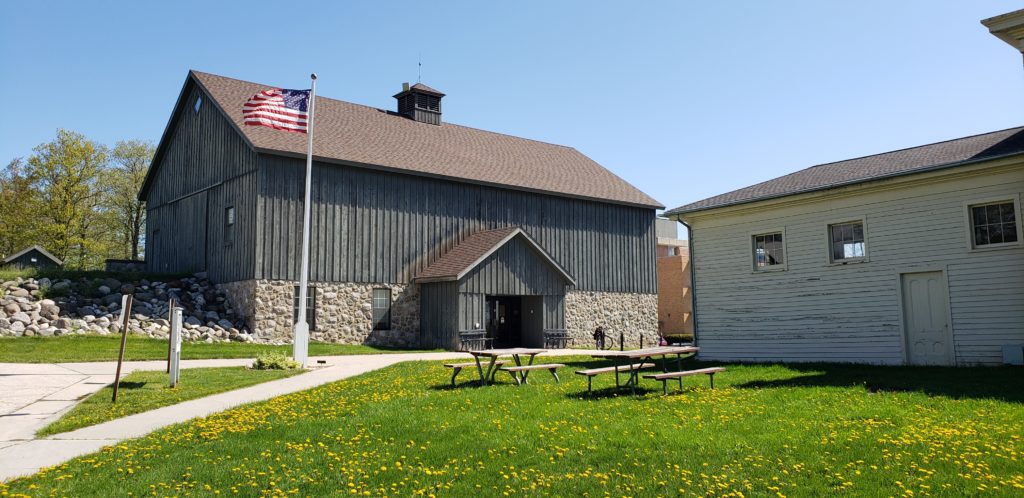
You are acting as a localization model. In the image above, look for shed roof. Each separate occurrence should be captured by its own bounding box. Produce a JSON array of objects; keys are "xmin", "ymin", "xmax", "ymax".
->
[
  {"xmin": 414, "ymin": 227, "xmax": 575, "ymax": 284},
  {"xmin": 2, "ymin": 245, "xmax": 63, "ymax": 265},
  {"xmin": 143, "ymin": 71, "xmax": 661, "ymax": 209},
  {"xmin": 666, "ymin": 126, "xmax": 1024, "ymax": 216}
]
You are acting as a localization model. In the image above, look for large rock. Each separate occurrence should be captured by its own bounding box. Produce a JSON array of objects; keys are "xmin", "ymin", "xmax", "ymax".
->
[
  {"xmin": 216, "ymin": 319, "xmax": 234, "ymax": 330},
  {"xmin": 3, "ymin": 302, "xmax": 19, "ymax": 315},
  {"xmin": 39, "ymin": 301, "xmax": 60, "ymax": 320},
  {"xmin": 100, "ymin": 278, "xmax": 122, "ymax": 291},
  {"xmin": 8, "ymin": 288, "xmax": 29, "ymax": 298},
  {"xmin": 10, "ymin": 321, "xmax": 25, "ymax": 334},
  {"xmin": 10, "ymin": 312, "xmax": 31, "ymax": 325},
  {"xmin": 96, "ymin": 285, "xmax": 111, "ymax": 296},
  {"xmin": 102, "ymin": 293, "xmax": 123, "ymax": 305},
  {"xmin": 184, "ymin": 316, "xmax": 202, "ymax": 327}
]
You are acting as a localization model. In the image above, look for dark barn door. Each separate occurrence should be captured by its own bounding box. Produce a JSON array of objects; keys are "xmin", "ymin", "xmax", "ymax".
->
[{"xmin": 486, "ymin": 296, "xmax": 522, "ymax": 348}]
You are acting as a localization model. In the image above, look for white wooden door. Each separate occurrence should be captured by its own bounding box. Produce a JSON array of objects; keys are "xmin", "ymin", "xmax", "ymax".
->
[{"xmin": 901, "ymin": 271, "xmax": 952, "ymax": 366}]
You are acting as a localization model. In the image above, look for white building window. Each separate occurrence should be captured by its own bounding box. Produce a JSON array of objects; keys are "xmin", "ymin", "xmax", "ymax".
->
[
  {"xmin": 194, "ymin": 95, "xmax": 203, "ymax": 113},
  {"xmin": 969, "ymin": 200, "xmax": 1018, "ymax": 247},
  {"xmin": 829, "ymin": 221, "xmax": 866, "ymax": 262},
  {"xmin": 752, "ymin": 232, "xmax": 785, "ymax": 270}
]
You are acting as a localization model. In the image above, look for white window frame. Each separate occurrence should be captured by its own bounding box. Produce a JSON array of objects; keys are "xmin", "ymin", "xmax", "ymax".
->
[
  {"xmin": 372, "ymin": 288, "xmax": 392, "ymax": 330},
  {"xmin": 825, "ymin": 217, "xmax": 869, "ymax": 265},
  {"xmin": 750, "ymin": 227, "xmax": 788, "ymax": 272},
  {"xmin": 963, "ymin": 194, "xmax": 1023, "ymax": 252}
]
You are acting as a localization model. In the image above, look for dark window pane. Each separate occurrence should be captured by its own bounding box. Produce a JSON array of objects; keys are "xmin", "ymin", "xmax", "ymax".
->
[
  {"xmin": 832, "ymin": 226, "xmax": 842, "ymax": 242},
  {"xmin": 1001, "ymin": 203, "xmax": 1016, "ymax": 223},
  {"xmin": 853, "ymin": 224, "xmax": 864, "ymax": 241},
  {"xmin": 833, "ymin": 242, "xmax": 844, "ymax": 261},
  {"xmin": 1005, "ymin": 223, "xmax": 1019, "ymax": 243},
  {"xmin": 972, "ymin": 206, "xmax": 987, "ymax": 226},
  {"xmin": 987, "ymin": 205, "xmax": 1001, "ymax": 224},
  {"xmin": 975, "ymin": 226, "xmax": 989, "ymax": 246}
]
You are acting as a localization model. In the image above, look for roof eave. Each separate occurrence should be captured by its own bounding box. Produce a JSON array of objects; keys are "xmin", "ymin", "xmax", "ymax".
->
[
  {"xmin": 664, "ymin": 150, "xmax": 1024, "ymax": 218},
  {"xmin": 255, "ymin": 147, "xmax": 663, "ymax": 210}
]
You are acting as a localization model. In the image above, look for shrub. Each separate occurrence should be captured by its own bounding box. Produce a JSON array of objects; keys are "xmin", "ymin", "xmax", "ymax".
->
[{"xmin": 252, "ymin": 352, "xmax": 301, "ymax": 370}]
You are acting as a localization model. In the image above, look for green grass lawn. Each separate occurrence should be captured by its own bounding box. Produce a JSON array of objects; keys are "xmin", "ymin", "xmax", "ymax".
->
[
  {"xmin": 3, "ymin": 358, "xmax": 1022, "ymax": 497},
  {"xmin": 37, "ymin": 367, "xmax": 301, "ymax": 437},
  {"xmin": 0, "ymin": 335, "xmax": 434, "ymax": 363}
]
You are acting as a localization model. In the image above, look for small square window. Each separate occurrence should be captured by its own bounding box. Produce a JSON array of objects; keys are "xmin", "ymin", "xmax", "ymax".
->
[
  {"xmin": 969, "ymin": 201, "xmax": 1018, "ymax": 247},
  {"xmin": 194, "ymin": 95, "xmax": 202, "ymax": 113},
  {"xmin": 752, "ymin": 232, "xmax": 785, "ymax": 270},
  {"xmin": 225, "ymin": 206, "xmax": 235, "ymax": 226},
  {"xmin": 372, "ymin": 288, "xmax": 391, "ymax": 330},
  {"xmin": 829, "ymin": 221, "xmax": 866, "ymax": 262}
]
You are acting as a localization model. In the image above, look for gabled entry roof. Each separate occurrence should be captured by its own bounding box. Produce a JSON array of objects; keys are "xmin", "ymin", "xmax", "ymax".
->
[
  {"xmin": 414, "ymin": 227, "xmax": 575, "ymax": 285},
  {"xmin": 2, "ymin": 245, "xmax": 63, "ymax": 265}
]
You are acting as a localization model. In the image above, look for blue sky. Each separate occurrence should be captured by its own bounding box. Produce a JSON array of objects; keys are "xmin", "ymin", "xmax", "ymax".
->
[{"xmin": 2, "ymin": 1, "xmax": 1021, "ymax": 216}]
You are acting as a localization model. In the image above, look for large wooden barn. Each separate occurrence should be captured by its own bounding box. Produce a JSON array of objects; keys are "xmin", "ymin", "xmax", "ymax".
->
[{"xmin": 140, "ymin": 71, "xmax": 663, "ymax": 349}]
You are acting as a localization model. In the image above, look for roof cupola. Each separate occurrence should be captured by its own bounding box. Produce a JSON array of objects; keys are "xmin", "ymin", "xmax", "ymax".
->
[{"xmin": 394, "ymin": 82, "xmax": 444, "ymax": 125}]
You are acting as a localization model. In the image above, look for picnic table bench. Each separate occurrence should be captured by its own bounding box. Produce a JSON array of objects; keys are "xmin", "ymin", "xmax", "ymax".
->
[
  {"xmin": 643, "ymin": 367, "xmax": 726, "ymax": 394},
  {"xmin": 501, "ymin": 363, "xmax": 566, "ymax": 385},
  {"xmin": 574, "ymin": 363, "xmax": 655, "ymax": 393},
  {"xmin": 467, "ymin": 348, "xmax": 548, "ymax": 386},
  {"xmin": 444, "ymin": 360, "xmax": 507, "ymax": 386},
  {"xmin": 592, "ymin": 346, "xmax": 699, "ymax": 394}
]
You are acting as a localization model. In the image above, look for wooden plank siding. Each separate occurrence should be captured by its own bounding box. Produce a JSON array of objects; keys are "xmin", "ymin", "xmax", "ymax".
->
[
  {"xmin": 419, "ymin": 281, "xmax": 458, "ymax": 349},
  {"xmin": 143, "ymin": 82, "xmax": 258, "ymax": 281},
  {"xmin": 684, "ymin": 161, "xmax": 1024, "ymax": 366},
  {"xmin": 254, "ymin": 155, "xmax": 657, "ymax": 293}
]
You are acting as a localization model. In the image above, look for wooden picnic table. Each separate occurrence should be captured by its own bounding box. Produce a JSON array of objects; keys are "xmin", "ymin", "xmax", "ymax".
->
[
  {"xmin": 468, "ymin": 348, "xmax": 547, "ymax": 386},
  {"xmin": 593, "ymin": 346, "xmax": 699, "ymax": 394}
]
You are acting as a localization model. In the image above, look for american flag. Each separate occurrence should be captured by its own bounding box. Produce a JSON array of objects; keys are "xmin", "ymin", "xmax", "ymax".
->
[{"xmin": 242, "ymin": 88, "xmax": 310, "ymax": 133}]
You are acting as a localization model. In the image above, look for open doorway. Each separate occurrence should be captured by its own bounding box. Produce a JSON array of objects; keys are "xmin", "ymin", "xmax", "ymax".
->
[{"xmin": 486, "ymin": 296, "xmax": 522, "ymax": 348}]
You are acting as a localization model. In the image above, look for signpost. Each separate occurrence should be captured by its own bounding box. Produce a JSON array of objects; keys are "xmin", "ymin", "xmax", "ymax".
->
[
  {"xmin": 169, "ymin": 305, "xmax": 183, "ymax": 388},
  {"xmin": 112, "ymin": 294, "xmax": 134, "ymax": 403}
]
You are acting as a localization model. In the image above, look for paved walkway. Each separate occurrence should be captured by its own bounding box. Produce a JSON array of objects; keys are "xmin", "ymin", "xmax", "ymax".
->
[{"xmin": 0, "ymin": 349, "xmax": 595, "ymax": 481}]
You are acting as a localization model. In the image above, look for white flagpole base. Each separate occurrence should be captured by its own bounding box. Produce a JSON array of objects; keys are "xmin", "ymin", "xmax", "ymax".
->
[{"xmin": 293, "ymin": 322, "xmax": 309, "ymax": 368}]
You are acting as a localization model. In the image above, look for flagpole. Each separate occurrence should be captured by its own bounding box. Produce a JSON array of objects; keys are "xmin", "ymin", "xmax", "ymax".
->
[{"xmin": 294, "ymin": 73, "xmax": 317, "ymax": 368}]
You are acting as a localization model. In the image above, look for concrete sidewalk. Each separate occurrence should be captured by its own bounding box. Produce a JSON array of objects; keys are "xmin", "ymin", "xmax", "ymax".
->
[{"xmin": 0, "ymin": 349, "xmax": 595, "ymax": 481}]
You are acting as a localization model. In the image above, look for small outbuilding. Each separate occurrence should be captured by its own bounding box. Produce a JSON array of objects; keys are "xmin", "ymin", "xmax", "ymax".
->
[{"xmin": 1, "ymin": 246, "xmax": 63, "ymax": 270}]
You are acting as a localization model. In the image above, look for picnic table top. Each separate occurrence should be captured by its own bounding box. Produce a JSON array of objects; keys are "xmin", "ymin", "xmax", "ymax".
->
[
  {"xmin": 593, "ymin": 346, "xmax": 698, "ymax": 359},
  {"xmin": 469, "ymin": 348, "xmax": 548, "ymax": 357}
]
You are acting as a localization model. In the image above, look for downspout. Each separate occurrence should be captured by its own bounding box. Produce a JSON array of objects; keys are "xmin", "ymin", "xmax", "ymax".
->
[{"xmin": 678, "ymin": 218, "xmax": 698, "ymax": 349}]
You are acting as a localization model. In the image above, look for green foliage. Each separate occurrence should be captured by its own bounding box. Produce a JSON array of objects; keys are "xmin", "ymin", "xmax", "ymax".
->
[
  {"xmin": 104, "ymin": 140, "xmax": 154, "ymax": 260},
  {"xmin": 252, "ymin": 352, "xmax": 301, "ymax": 370},
  {"xmin": 1, "ymin": 130, "xmax": 153, "ymax": 270},
  {"xmin": 0, "ymin": 335, "xmax": 436, "ymax": 363},
  {"xmin": 4, "ymin": 359, "xmax": 1022, "ymax": 496}
]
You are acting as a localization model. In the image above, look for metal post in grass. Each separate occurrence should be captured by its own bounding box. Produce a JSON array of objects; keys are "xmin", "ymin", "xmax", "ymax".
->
[
  {"xmin": 169, "ymin": 305, "xmax": 183, "ymax": 388},
  {"xmin": 112, "ymin": 294, "xmax": 134, "ymax": 403},
  {"xmin": 166, "ymin": 298, "xmax": 175, "ymax": 374}
]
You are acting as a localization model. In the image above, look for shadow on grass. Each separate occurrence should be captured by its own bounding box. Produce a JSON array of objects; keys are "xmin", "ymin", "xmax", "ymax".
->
[
  {"xmin": 114, "ymin": 381, "xmax": 146, "ymax": 390},
  {"xmin": 729, "ymin": 362, "xmax": 1024, "ymax": 403}
]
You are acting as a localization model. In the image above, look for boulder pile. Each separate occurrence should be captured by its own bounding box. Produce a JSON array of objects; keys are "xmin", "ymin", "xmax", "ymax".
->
[{"xmin": 0, "ymin": 272, "xmax": 255, "ymax": 343}]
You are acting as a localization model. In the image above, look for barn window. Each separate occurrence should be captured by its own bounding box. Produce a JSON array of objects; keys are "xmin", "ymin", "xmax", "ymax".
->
[
  {"xmin": 225, "ymin": 206, "xmax": 235, "ymax": 245},
  {"xmin": 752, "ymin": 232, "xmax": 785, "ymax": 270},
  {"xmin": 829, "ymin": 221, "xmax": 866, "ymax": 262},
  {"xmin": 293, "ymin": 285, "xmax": 317, "ymax": 331},
  {"xmin": 969, "ymin": 200, "xmax": 1019, "ymax": 248},
  {"xmin": 194, "ymin": 95, "xmax": 202, "ymax": 113},
  {"xmin": 372, "ymin": 288, "xmax": 391, "ymax": 330}
]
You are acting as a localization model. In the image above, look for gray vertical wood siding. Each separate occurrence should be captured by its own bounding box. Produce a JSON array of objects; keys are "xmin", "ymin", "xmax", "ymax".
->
[
  {"xmin": 143, "ymin": 82, "xmax": 258, "ymax": 281},
  {"xmin": 255, "ymin": 155, "xmax": 657, "ymax": 293},
  {"xmin": 419, "ymin": 281, "xmax": 458, "ymax": 349},
  {"xmin": 458, "ymin": 235, "xmax": 569, "ymax": 295}
]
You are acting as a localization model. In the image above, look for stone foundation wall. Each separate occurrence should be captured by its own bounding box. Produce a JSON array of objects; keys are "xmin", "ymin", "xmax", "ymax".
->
[
  {"xmin": 564, "ymin": 291, "xmax": 659, "ymax": 349},
  {"xmin": 224, "ymin": 280, "xmax": 419, "ymax": 347}
]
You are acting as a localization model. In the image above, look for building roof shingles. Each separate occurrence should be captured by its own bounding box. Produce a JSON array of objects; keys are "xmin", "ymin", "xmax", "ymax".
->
[
  {"xmin": 666, "ymin": 126, "xmax": 1024, "ymax": 216},
  {"xmin": 191, "ymin": 71, "xmax": 661, "ymax": 209}
]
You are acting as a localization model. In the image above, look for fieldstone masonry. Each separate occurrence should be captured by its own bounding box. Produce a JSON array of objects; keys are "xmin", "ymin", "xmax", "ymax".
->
[
  {"xmin": 227, "ymin": 280, "xmax": 419, "ymax": 347},
  {"xmin": 565, "ymin": 290, "xmax": 659, "ymax": 349}
]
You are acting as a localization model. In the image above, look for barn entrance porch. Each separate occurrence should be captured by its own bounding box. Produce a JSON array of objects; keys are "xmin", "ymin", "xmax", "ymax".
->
[
  {"xmin": 485, "ymin": 295, "xmax": 545, "ymax": 348},
  {"xmin": 415, "ymin": 227, "xmax": 576, "ymax": 350}
]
